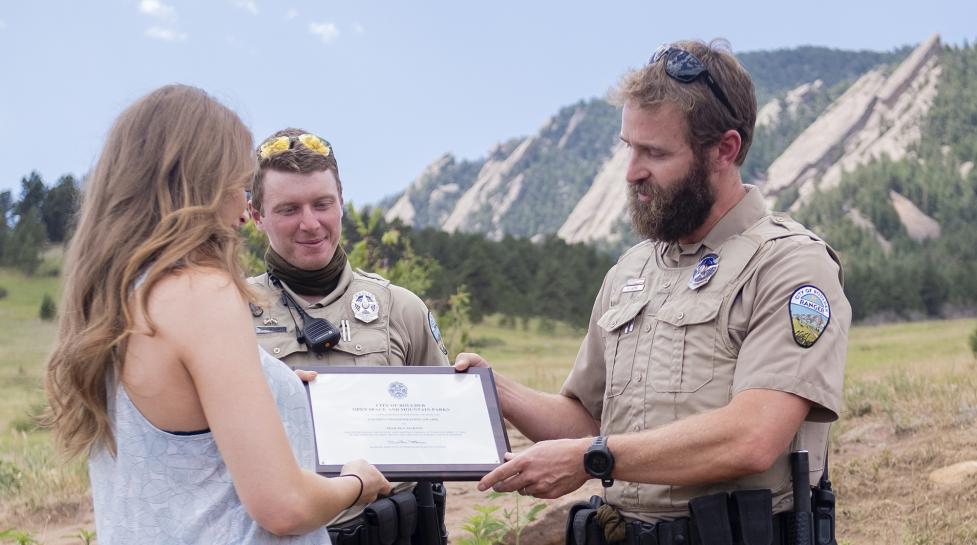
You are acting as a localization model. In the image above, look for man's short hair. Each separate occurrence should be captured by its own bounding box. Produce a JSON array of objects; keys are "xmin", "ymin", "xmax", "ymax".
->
[
  {"xmin": 252, "ymin": 127, "xmax": 342, "ymax": 213},
  {"xmin": 612, "ymin": 39, "xmax": 757, "ymax": 165}
]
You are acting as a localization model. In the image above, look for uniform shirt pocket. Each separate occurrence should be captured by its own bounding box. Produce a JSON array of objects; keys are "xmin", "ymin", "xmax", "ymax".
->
[
  {"xmin": 598, "ymin": 295, "xmax": 650, "ymax": 398},
  {"xmin": 329, "ymin": 328, "xmax": 388, "ymax": 365},
  {"xmin": 648, "ymin": 297, "xmax": 721, "ymax": 393},
  {"xmin": 259, "ymin": 330, "xmax": 306, "ymax": 360}
]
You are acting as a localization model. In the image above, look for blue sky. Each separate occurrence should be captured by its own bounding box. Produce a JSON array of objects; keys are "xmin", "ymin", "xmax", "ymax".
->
[{"xmin": 0, "ymin": 0, "xmax": 972, "ymax": 206}]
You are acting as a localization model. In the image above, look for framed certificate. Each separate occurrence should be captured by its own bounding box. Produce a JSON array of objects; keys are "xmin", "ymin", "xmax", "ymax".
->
[{"xmin": 303, "ymin": 366, "xmax": 510, "ymax": 481}]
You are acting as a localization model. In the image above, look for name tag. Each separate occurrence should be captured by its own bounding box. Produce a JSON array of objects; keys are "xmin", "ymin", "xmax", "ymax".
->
[
  {"xmin": 256, "ymin": 326, "xmax": 287, "ymax": 334},
  {"xmin": 622, "ymin": 284, "xmax": 645, "ymax": 293}
]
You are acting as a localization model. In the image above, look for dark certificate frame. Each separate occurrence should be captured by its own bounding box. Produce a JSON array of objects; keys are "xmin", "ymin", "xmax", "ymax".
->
[{"xmin": 302, "ymin": 366, "xmax": 510, "ymax": 481}]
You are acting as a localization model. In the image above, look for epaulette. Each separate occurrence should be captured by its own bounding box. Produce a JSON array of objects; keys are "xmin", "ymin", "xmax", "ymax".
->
[
  {"xmin": 354, "ymin": 268, "xmax": 391, "ymax": 286},
  {"xmin": 617, "ymin": 239, "xmax": 654, "ymax": 263}
]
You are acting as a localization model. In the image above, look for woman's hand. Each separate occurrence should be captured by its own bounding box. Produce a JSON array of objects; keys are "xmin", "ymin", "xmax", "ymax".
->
[{"xmin": 339, "ymin": 459, "xmax": 393, "ymax": 506}]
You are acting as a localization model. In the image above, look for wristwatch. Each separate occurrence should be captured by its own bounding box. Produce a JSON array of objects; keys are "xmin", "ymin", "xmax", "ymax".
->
[{"xmin": 583, "ymin": 436, "xmax": 615, "ymax": 487}]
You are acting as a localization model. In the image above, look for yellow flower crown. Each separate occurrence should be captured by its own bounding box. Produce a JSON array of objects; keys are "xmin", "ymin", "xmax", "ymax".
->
[{"xmin": 258, "ymin": 133, "xmax": 332, "ymax": 160}]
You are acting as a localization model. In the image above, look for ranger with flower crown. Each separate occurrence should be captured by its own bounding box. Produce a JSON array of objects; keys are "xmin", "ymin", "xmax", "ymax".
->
[{"xmin": 248, "ymin": 128, "xmax": 450, "ymax": 545}]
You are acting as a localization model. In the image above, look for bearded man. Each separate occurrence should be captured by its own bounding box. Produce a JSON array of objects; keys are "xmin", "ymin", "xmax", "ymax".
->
[{"xmin": 455, "ymin": 39, "xmax": 850, "ymax": 545}]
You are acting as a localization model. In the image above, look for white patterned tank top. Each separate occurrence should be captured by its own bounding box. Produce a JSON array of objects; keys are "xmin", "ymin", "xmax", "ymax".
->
[{"xmin": 88, "ymin": 347, "xmax": 329, "ymax": 545}]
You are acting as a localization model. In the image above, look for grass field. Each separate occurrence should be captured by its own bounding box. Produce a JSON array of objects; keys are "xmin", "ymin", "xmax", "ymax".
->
[{"xmin": 1, "ymin": 261, "xmax": 976, "ymax": 542}]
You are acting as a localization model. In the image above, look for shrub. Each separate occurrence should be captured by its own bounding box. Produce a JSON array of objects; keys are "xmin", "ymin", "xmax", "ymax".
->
[
  {"xmin": 969, "ymin": 323, "xmax": 977, "ymax": 359},
  {"xmin": 0, "ymin": 460, "xmax": 24, "ymax": 492},
  {"xmin": 39, "ymin": 293, "xmax": 56, "ymax": 321},
  {"xmin": 0, "ymin": 286, "xmax": 7, "ymax": 299}
]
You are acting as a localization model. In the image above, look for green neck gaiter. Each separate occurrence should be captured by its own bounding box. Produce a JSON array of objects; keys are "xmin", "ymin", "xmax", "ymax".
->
[{"xmin": 265, "ymin": 244, "xmax": 347, "ymax": 297}]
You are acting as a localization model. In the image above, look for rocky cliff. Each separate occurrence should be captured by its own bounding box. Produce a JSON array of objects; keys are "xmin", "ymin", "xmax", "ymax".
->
[{"xmin": 385, "ymin": 38, "xmax": 943, "ymax": 248}]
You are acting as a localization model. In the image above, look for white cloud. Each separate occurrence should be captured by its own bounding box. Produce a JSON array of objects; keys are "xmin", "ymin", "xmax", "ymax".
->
[
  {"xmin": 145, "ymin": 26, "xmax": 188, "ymax": 42},
  {"xmin": 309, "ymin": 22, "xmax": 339, "ymax": 44},
  {"xmin": 234, "ymin": 0, "xmax": 259, "ymax": 15},
  {"xmin": 352, "ymin": 22, "xmax": 365, "ymax": 34},
  {"xmin": 285, "ymin": 8, "xmax": 298, "ymax": 20},
  {"xmin": 139, "ymin": 0, "xmax": 177, "ymax": 21}
]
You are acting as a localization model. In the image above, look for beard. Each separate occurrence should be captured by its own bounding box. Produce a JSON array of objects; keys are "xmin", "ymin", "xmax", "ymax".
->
[{"xmin": 627, "ymin": 152, "xmax": 715, "ymax": 243}]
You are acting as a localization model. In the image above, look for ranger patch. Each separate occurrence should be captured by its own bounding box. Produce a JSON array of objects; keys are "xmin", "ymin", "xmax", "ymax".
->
[
  {"xmin": 789, "ymin": 285, "xmax": 830, "ymax": 348},
  {"xmin": 428, "ymin": 311, "xmax": 448, "ymax": 355}
]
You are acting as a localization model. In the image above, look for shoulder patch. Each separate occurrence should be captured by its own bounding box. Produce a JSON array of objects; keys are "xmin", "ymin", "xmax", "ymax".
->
[
  {"xmin": 789, "ymin": 285, "xmax": 830, "ymax": 348},
  {"xmin": 428, "ymin": 311, "xmax": 448, "ymax": 355}
]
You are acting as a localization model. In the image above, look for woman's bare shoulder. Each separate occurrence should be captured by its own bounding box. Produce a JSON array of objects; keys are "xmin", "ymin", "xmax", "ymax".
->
[{"xmin": 140, "ymin": 267, "xmax": 246, "ymax": 326}]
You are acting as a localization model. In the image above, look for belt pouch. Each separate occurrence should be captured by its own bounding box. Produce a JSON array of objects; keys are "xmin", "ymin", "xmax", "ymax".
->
[
  {"xmin": 689, "ymin": 492, "xmax": 733, "ymax": 545},
  {"xmin": 657, "ymin": 518, "xmax": 690, "ymax": 545},
  {"xmin": 566, "ymin": 496, "xmax": 606, "ymax": 545},
  {"xmin": 431, "ymin": 482, "xmax": 448, "ymax": 543},
  {"xmin": 629, "ymin": 521, "xmax": 659, "ymax": 545},
  {"xmin": 365, "ymin": 498, "xmax": 399, "ymax": 545},
  {"xmin": 729, "ymin": 490, "xmax": 772, "ymax": 545},
  {"xmin": 388, "ymin": 491, "xmax": 418, "ymax": 545},
  {"xmin": 330, "ymin": 523, "xmax": 367, "ymax": 545}
]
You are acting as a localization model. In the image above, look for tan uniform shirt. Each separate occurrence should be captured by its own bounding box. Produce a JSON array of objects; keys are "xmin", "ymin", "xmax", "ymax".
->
[
  {"xmin": 248, "ymin": 263, "xmax": 450, "ymax": 525},
  {"xmin": 561, "ymin": 186, "xmax": 851, "ymax": 523}
]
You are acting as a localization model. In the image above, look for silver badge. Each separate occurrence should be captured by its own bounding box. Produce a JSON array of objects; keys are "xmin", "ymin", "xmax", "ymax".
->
[
  {"xmin": 351, "ymin": 290, "xmax": 380, "ymax": 323},
  {"xmin": 688, "ymin": 254, "xmax": 720, "ymax": 290}
]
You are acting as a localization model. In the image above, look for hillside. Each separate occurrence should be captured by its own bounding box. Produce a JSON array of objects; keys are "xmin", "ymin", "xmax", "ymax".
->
[
  {"xmin": 384, "ymin": 43, "xmax": 913, "ymax": 246},
  {"xmin": 384, "ymin": 35, "xmax": 977, "ymax": 320}
]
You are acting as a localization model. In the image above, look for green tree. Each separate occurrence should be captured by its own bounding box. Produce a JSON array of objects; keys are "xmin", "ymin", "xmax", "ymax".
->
[
  {"xmin": 42, "ymin": 174, "xmax": 80, "ymax": 243},
  {"xmin": 0, "ymin": 190, "xmax": 12, "ymax": 261},
  {"xmin": 4, "ymin": 207, "xmax": 47, "ymax": 274},
  {"xmin": 239, "ymin": 221, "xmax": 269, "ymax": 276},
  {"xmin": 14, "ymin": 171, "xmax": 47, "ymax": 219},
  {"xmin": 345, "ymin": 205, "xmax": 438, "ymax": 297},
  {"xmin": 439, "ymin": 287, "xmax": 472, "ymax": 357}
]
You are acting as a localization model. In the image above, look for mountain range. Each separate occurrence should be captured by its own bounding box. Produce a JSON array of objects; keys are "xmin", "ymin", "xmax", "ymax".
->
[{"xmin": 383, "ymin": 36, "xmax": 951, "ymax": 254}]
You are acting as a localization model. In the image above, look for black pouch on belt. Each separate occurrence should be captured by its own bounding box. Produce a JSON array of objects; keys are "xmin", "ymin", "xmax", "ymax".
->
[
  {"xmin": 729, "ymin": 489, "xmax": 773, "ymax": 545},
  {"xmin": 365, "ymin": 498, "xmax": 399, "ymax": 545},
  {"xmin": 387, "ymin": 490, "xmax": 418, "ymax": 545},
  {"xmin": 565, "ymin": 495, "xmax": 605, "ymax": 545},
  {"xmin": 689, "ymin": 492, "xmax": 733, "ymax": 545},
  {"xmin": 431, "ymin": 482, "xmax": 449, "ymax": 544},
  {"xmin": 655, "ymin": 518, "xmax": 690, "ymax": 545}
]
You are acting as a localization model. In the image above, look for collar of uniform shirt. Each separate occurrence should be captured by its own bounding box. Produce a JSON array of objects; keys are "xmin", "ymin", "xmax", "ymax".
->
[
  {"xmin": 700, "ymin": 184, "xmax": 768, "ymax": 251},
  {"xmin": 661, "ymin": 185, "xmax": 768, "ymax": 267}
]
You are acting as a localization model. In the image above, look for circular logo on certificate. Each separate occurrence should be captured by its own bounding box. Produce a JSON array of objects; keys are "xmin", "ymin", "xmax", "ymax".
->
[{"xmin": 388, "ymin": 381, "xmax": 408, "ymax": 399}]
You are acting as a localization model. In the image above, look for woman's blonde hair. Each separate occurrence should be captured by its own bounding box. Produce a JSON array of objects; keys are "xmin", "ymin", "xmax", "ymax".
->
[{"xmin": 45, "ymin": 84, "xmax": 256, "ymax": 458}]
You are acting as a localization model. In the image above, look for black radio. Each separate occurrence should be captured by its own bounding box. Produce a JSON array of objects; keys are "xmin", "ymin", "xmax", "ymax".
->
[{"xmin": 269, "ymin": 275, "xmax": 341, "ymax": 354}]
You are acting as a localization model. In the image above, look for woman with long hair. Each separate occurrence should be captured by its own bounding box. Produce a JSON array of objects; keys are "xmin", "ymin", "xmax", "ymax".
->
[{"xmin": 45, "ymin": 84, "xmax": 390, "ymax": 544}]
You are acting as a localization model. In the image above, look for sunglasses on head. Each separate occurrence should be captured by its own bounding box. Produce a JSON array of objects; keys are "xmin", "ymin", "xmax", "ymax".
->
[
  {"xmin": 258, "ymin": 133, "xmax": 332, "ymax": 160},
  {"xmin": 651, "ymin": 44, "xmax": 737, "ymax": 119}
]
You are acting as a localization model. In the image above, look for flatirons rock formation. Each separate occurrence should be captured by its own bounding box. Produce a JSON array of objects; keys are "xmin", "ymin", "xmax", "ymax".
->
[
  {"xmin": 386, "ymin": 37, "xmax": 944, "ymax": 247},
  {"xmin": 762, "ymin": 34, "xmax": 942, "ymax": 210}
]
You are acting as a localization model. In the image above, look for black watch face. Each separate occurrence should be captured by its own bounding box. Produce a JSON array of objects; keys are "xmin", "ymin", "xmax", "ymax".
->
[{"xmin": 587, "ymin": 452, "xmax": 611, "ymax": 475}]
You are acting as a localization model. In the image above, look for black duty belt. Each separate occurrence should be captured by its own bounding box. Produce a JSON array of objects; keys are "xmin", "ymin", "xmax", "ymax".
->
[
  {"xmin": 566, "ymin": 491, "xmax": 793, "ymax": 545},
  {"xmin": 328, "ymin": 482, "xmax": 448, "ymax": 545},
  {"xmin": 617, "ymin": 513, "xmax": 791, "ymax": 545}
]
